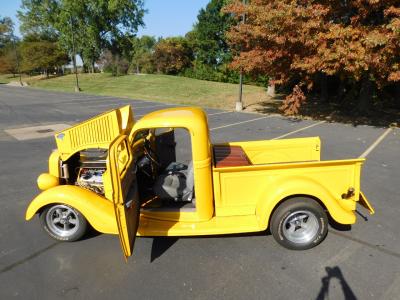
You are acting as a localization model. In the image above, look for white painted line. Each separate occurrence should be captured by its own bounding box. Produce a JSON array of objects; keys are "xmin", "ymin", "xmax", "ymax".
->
[
  {"xmin": 84, "ymin": 103, "xmax": 129, "ymax": 108},
  {"xmin": 136, "ymin": 110, "xmax": 232, "ymax": 118},
  {"xmin": 210, "ymin": 116, "xmax": 271, "ymax": 131},
  {"xmin": 359, "ymin": 127, "xmax": 393, "ymax": 158},
  {"xmin": 272, "ymin": 120, "xmax": 326, "ymax": 140},
  {"xmin": 64, "ymin": 96, "xmax": 118, "ymax": 102},
  {"xmin": 208, "ymin": 111, "xmax": 232, "ymax": 116}
]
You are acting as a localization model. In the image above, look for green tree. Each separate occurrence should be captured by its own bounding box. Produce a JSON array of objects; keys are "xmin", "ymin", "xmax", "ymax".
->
[
  {"xmin": 153, "ymin": 37, "xmax": 193, "ymax": 75},
  {"xmin": 0, "ymin": 16, "xmax": 14, "ymax": 49},
  {"xmin": 130, "ymin": 35, "xmax": 156, "ymax": 73},
  {"xmin": 20, "ymin": 37, "xmax": 69, "ymax": 76},
  {"xmin": 0, "ymin": 16, "xmax": 20, "ymax": 77},
  {"xmin": 190, "ymin": 0, "xmax": 233, "ymax": 67},
  {"xmin": 0, "ymin": 48, "xmax": 18, "ymax": 75},
  {"xmin": 18, "ymin": 0, "xmax": 145, "ymax": 72},
  {"xmin": 184, "ymin": 0, "xmax": 237, "ymax": 82}
]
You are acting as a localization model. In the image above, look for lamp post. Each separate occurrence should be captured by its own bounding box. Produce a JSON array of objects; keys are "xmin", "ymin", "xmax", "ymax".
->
[
  {"xmin": 235, "ymin": 0, "xmax": 246, "ymax": 111},
  {"xmin": 10, "ymin": 32, "xmax": 22, "ymax": 86},
  {"xmin": 68, "ymin": 13, "xmax": 80, "ymax": 92}
]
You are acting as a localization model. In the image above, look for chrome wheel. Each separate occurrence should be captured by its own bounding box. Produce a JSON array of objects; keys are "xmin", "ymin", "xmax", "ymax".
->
[
  {"xmin": 45, "ymin": 205, "xmax": 79, "ymax": 238},
  {"xmin": 282, "ymin": 210, "xmax": 319, "ymax": 244}
]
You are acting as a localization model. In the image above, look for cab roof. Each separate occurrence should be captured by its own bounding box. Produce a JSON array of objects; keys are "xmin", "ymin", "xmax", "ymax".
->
[
  {"xmin": 131, "ymin": 107, "xmax": 211, "ymax": 161},
  {"xmin": 133, "ymin": 107, "xmax": 209, "ymax": 133}
]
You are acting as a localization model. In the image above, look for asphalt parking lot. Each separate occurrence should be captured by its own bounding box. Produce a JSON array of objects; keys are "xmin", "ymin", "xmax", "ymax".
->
[{"xmin": 0, "ymin": 85, "xmax": 399, "ymax": 299}]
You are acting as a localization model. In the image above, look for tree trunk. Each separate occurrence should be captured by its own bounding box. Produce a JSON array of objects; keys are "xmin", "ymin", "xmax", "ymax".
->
[
  {"xmin": 338, "ymin": 78, "xmax": 346, "ymax": 104},
  {"xmin": 357, "ymin": 75, "xmax": 374, "ymax": 115},
  {"xmin": 267, "ymin": 78, "xmax": 275, "ymax": 97},
  {"xmin": 395, "ymin": 83, "xmax": 400, "ymax": 108},
  {"xmin": 320, "ymin": 73, "xmax": 328, "ymax": 103}
]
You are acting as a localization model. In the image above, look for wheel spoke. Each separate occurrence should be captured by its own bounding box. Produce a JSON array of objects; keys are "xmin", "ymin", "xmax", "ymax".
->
[
  {"xmin": 63, "ymin": 222, "xmax": 69, "ymax": 230},
  {"xmin": 52, "ymin": 217, "xmax": 61, "ymax": 224},
  {"xmin": 287, "ymin": 224, "xmax": 296, "ymax": 233},
  {"xmin": 69, "ymin": 218, "xmax": 77, "ymax": 225},
  {"xmin": 298, "ymin": 214, "xmax": 308, "ymax": 221}
]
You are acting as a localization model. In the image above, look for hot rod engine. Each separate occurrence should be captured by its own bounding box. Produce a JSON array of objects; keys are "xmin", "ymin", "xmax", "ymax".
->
[{"xmin": 74, "ymin": 149, "xmax": 107, "ymax": 195}]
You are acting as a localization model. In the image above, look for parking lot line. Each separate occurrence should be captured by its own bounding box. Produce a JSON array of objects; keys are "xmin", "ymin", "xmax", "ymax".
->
[
  {"xmin": 272, "ymin": 120, "xmax": 326, "ymax": 140},
  {"xmin": 207, "ymin": 111, "xmax": 232, "ymax": 116},
  {"xmin": 132, "ymin": 103, "xmax": 172, "ymax": 109},
  {"xmin": 86, "ymin": 103, "xmax": 169, "ymax": 109},
  {"xmin": 134, "ymin": 110, "xmax": 232, "ymax": 119},
  {"xmin": 359, "ymin": 127, "xmax": 393, "ymax": 158},
  {"xmin": 210, "ymin": 116, "xmax": 271, "ymax": 131}
]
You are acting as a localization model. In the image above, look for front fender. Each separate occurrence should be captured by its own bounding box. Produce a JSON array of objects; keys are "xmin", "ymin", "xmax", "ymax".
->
[
  {"xmin": 256, "ymin": 177, "xmax": 356, "ymax": 230},
  {"xmin": 26, "ymin": 185, "xmax": 118, "ymax": 234}
]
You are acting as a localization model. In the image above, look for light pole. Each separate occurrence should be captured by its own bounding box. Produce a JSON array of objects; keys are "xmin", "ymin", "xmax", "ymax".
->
[
  {"xmin": 10, "ymin": 32, "xmax": 22, "ymax": 86},
  {"xmin": 235, "ymin": 0, "xmax": 246, "ymax": 111},
  {"xmin": 69, "ymin": 13, "xmax": 80, "ymax": 92}
]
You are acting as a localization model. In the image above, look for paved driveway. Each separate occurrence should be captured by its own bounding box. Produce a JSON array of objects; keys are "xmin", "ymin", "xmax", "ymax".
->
[{"xmin": 0, "ymin": 85, "xmax": 399, "ymax": 299}]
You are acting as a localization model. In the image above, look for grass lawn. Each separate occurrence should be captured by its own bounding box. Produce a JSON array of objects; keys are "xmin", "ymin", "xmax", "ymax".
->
[
  {"xmin": 28, "ymin": 73, "xmax": 268, "ymax": 109},
  {"xmin": 0, "ymin": 74, "xmax": 34, "ymax": 84},
  {"xmin": 0, "ymin": 74, "xmax": 20, "ymax": 84}
]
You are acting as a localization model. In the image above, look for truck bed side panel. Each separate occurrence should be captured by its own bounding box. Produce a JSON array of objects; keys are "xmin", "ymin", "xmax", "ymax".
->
[{"xmin": 212, "ymin": 159, "xmax": 364, "ymax": 226}]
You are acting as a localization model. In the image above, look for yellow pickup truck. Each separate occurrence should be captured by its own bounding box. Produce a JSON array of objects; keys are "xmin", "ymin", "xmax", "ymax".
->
[{"xmin": 26, "ymin": 105, "xmax": 374, "ymax": 258}]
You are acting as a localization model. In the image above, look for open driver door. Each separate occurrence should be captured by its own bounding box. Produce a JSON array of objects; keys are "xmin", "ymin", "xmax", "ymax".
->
[{"xmin": 107, "ymin": 135, "xmax": 140, "ymax": 260}]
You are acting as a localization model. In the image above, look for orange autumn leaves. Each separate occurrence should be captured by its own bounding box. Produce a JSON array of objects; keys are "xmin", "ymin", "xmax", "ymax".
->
[{"xmin": 224, "ymin": 0, "xmax": 400, "ymax": 114}]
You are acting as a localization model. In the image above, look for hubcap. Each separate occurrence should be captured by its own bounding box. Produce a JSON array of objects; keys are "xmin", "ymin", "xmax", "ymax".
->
[
  {"xmin": 282, "ymin": 210, "xmax": 319, "ymax": 244},
  {"xmin": 46, "ymin": 205, "xmax": 79, "ymax": 237}
]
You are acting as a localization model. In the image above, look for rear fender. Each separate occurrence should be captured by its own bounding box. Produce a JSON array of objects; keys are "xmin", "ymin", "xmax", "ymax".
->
[
  {"xmin": 256, "ymin": 177, "xmax": 356, "ymax": 229},
  {"xmin": 26, "ymin": 185, "xmax": 118, "ymax": 234}
]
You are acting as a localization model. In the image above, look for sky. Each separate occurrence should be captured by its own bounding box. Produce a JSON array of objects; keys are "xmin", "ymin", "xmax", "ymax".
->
[{"xmin": 1, "ymin": 0, "xmax": 210, "ymax": 38}]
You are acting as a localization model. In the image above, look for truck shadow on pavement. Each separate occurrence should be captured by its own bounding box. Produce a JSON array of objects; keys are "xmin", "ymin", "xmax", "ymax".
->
[
  {"xmin": 149, "ymin": 231, "xmax": 268, "ymax": 263},
  {"xmin": 316, "ymin": 266, "xmax": 357, "ymax": 300},
  {"xmin": 150, "ymin": 237, "xmax": 179, "ymax": 262}
]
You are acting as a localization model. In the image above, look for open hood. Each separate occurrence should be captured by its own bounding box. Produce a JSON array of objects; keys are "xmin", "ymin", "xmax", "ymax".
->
[{"xmin": 54, "ymin": 105, "xmax": 134, "ymax": 161}]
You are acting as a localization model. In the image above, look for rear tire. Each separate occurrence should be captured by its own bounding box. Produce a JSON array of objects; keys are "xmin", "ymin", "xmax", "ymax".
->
[
  {"xmin": 270, "ymin": 197, "xmax": 328, "ymax": 250},
  {"xmin": 40, "ymin": 204, "xmax": 88, "ymax": 242}
]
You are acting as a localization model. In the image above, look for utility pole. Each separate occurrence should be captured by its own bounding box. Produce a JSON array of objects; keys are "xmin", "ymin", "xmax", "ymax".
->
[
  {"xmin": 11, "ymin": 33, "xmax": 22, "ymax": 86},
  {"xmin": 235, "ymin": 0, "xmax": 246, "ymax": 111},
  {"xmin": 69, "ymin": 14, "xmax": 80, "ymax": 92}
]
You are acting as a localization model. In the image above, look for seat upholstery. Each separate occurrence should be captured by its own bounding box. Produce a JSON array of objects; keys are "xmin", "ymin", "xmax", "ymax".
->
[{"xmin": 153, "ymin": 161, "xmax": 194, "ymax": 201}]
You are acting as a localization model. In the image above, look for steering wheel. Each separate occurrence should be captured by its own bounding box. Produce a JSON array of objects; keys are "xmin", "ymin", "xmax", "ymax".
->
[{"xmin": 143, "ymin": 138, "xmax": 160, "ymax": 167}]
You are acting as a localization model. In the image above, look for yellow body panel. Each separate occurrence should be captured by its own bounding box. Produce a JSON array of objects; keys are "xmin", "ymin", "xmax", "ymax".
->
[
  {"xmin": 26, "ymin": 105, "xmax": 373, "ymax": 242},
  {"xmin": 137, "ymin": 215, "xmax": 259, "ymax": 236},
  {"xmin": 106, "ymin": 135, "xmax": 140, "ymax": 258},
  {"xmin": 25, "ymin": 185, "xmax": 118, "ymax": 234},
  {"xmin": 48, "ymin": 150, "xmax": 60, "ymax": 177},
  {"xmin": 212, "ymin": 155, "xmax": 363, "ymax": 226}
]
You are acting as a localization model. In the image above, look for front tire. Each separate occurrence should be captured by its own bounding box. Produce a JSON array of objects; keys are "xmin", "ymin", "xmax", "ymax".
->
[
  {"xmin": 40, "ymin": 204, "xmax": 88, "ymax": 242},
  {"xmin": 270, "ymin": 197, "xmax": 328, "ymax": 250}
]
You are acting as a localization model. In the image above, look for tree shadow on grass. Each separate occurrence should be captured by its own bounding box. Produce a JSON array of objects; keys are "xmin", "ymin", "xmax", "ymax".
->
[{"xmin": 251, "ymin": 96, "xmax": 399, "ymax": 128}]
